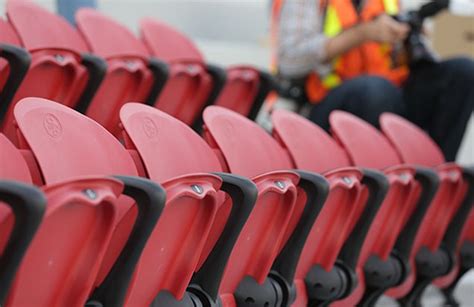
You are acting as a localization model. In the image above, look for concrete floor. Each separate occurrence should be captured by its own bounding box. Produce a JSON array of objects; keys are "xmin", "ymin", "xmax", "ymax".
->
[{"xmin": 377, "ymin": 271, "xmax": 474, "ymax": 306}]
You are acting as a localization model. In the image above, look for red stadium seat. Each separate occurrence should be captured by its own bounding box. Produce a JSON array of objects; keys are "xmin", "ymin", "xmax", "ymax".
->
[
  {"xmin": 0, "ymin": 19, "xmax": 31, "ymax": 127},
  {"xmin": 14, "ymin": 98, "xmax": 256, "ymax": 307},
  {"xmin": 271, "ymin": 109, "xmax": 424, "ymax": 306},
  {"xmin": 75, "ymin": 9, "xmax": 167, "ymax": 137},
  {"xmin": 140, "ymin": 18, "xmax": 219, "ymax": 128},
  {"xmin": 140, "ymin": 19, "xmax": 274, "ymax": 128},
  {"xmin": 0, "ymin": 19, "xmax": 19, "ymax": 46},
  {"xmin": 0, "ymin": 136, "xmax": 46, "ymax": 305},
  {"xmin": 0, "ymin": 132, "xmax": 131, "ymax": 307},
  {"xmin": 213, "ymin": 66, "xmax": 259, "ymax": 116},
  {"xmin": 120, "ymin": 103, "xmax": 260, "ymax": 306},
  {"xmin": 8, "ymin": 98, "xmax": 167, "ymax": 306},
  {"xmin": 380, "ymin": 113, "xmax": 474, "ymax": 305},
  {"xmin": 2, "ymin": 0, "xmax": 107, "ymax": 142},
  {"xmin": 330, "ymin": 111, "xmax": 460, "ymax": 306},
  {"xmin": 213, "ymin": 65, "xmax": 275, "ymax": 121},
  {"xmin": 203, "ymin": 106, "xmax": 345, "ymax": 306},
  {"xmin": 0, "ymin": 181, "xmax": 44, "ymax": 305}
]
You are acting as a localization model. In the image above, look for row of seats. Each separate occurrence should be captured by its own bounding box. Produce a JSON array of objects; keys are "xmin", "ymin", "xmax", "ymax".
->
[
  {"xmin": 0, "ymin": 1, "xmax": 472, "ymax": 307},
  {"xmin": 1, "ymin": 97, "xmax": 473, "ymax": 307},
  {"xmin": 0, "ymin": 0, "xmax": 274, "ymax": 141}
]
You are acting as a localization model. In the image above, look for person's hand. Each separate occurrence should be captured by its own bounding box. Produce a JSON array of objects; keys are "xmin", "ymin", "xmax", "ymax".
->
[{"xmin": 361, "ymin": 14, "xmax": 410, "ymax": 44}]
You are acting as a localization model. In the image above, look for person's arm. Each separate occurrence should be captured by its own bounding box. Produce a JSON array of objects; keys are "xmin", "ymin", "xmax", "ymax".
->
[
  {"xmin": 325, "ymin": 14, "xmax": 409, "ymax": 60},
  {"xmin": 277, "ymin": 0, "xmax": 409, "ymax": 77},
  {"xmin": 278, "ymin": 0, "xmax": 330, "ymax": 77}
]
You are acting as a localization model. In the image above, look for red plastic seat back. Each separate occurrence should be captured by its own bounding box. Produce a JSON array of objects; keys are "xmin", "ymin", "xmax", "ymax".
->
[
  {"xmin": 271, "ymin": 110, "xmax": 366, "ymax": 264},
  {"xmin": 272, "ymin": 110, "xmax": 417, "ymax": 306},
  {"xmin": 14, "ymin": 96, "xmax": 137, "ymax": 220},
  {"xmin": 140, "ymin": 18, "xmax": 213, "ymax": 125},
  {"xmin": 0, "ymin": 18, "xmax": 22, "ymax": 104},
  {"xmin": 7, "ymin": 2, "xmax": 87, "ymax": 53},
  {"xmin": 272, "ymin": 109, "xmax": 351, "ymax": 172},
  {"xmin": 329, "ymin": 111, "xmax": 466, "ymax": 300},
  {"xmin": 76, "ymin": 9, "xmax": 154, "ymax": 136},
  {"xmin": 330, "ymin": 111, "xmax": 402, "ymax": 169},
  {"xmin": 140, "ymin": 19, "xmax": 203, "ymax": 63},
  {"xmin": 120, "ymin": 103, "xmax": 227, "ymax": 304},
  {"xmin": 14, "ymin": 98, "xmax": 138, "ymax": 185},
  {"xmin": 6, "ymin": 177, "xmax": 123, "ymax": 307},
  {"xmin": 0, "ymin": 18, "xmax": 21, "ymax": 86},
  {"xmin": 0, "ymin": 19, "xmax": 20, "ymax": 46},
  {"xmin": 330, "ymin": 111, "xmax": 466, "ymax": 253},
  {"xmin": 0, "ymin": 134, "xmax": 32, "ymax": 260},
  {"xmin": 329, "ymin": 113, "xmax": 424, "ymax": 252},
  {"xmin": 11, "ymin": 97, "xmax": 137, "ymax": 305},
  {"xmin": 380, "ymin": 113, "xmax": 445, "ymax": 166},
  {"xmin": 380, "ymin": 113, "xmax": 466, "ymax": 250},
  {"xmin": 121, "ymin": 103, "xmax": 223, "ymax": 181},
  {"xmin": 379, "ymin": 113, "xmax": 468, "ymax": 298},
  {"xmin": 214, "ymin": 66, "xmax": 260, "ymax": 117},
  {"xmin": 0, "ymin": 134, "xmax": 31, "ymax": 184},
  {"xmin": 3, "ymin": 0, "xmax": 89, "ymax": 141},
  {"xmin": 204, "ymin": 107, "xmax": 293, "ymax": 177},
  {"xmin": 329, "ymin": 111, "xmax": 436, "ymax": 304},
  {"xmin": 203, "ymin": 106, "xmax": 300, "ymax": 300}
]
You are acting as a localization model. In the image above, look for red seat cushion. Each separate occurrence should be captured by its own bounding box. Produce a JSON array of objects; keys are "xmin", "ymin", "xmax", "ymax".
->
[
  {"xmin": 75, "ymin": 9, "xmax": 155, "ymax": 136},
  {"xmin": 140, "ymin": 18, "xmax": 212, "ymax": 125},
  {"xmin": 3, "ymin": 1, "xmax": 89, "ymax": 142},
  {"xmin": 0, "ymin": 133, "xmax": 32, "ymax": 263},
  {"xmin": 272, "ymin": 109, "xmax": 420, "ymax": 306},
  {"xmin": 380, "ymin": 113, "xmax": 469, "ymax": 298},
  {"xmin": 214, "ymin": 66, "xmax": 260, "ymax": 117}
]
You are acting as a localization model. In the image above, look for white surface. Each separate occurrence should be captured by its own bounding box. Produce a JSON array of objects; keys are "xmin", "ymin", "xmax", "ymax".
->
[
  {"xmin": 449, "ymin": 0, "xmax": 474, "ymax": 16},
  {"xmin": 377, "ymin": 271, "xmax": 474, "ymax": 306},
  {"xmin": 458, "ymin": 115, "xmax": 474, "ymax": 165}
]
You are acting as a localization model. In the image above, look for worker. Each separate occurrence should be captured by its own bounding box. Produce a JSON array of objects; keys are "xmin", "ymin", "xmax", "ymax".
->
[{"xmin": 273, "ymin": 0, "xmax": 474, "ymax": 161}]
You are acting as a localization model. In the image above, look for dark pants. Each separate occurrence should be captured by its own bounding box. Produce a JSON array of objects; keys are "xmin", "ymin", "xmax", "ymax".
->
[{"xmin": 309, "ymin": 57, "xmax": 474, "ymax": 161}]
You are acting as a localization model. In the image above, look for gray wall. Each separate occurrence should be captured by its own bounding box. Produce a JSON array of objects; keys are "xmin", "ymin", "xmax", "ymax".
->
[{"xmin": 1, "ymin": 0, "xmax": 270, "ymax": 42}]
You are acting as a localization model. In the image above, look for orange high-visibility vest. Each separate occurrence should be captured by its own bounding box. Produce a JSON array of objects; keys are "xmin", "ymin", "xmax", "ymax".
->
[{"xmin": 271, "ymin": 0, "xmax": 409, "ymax": 103}]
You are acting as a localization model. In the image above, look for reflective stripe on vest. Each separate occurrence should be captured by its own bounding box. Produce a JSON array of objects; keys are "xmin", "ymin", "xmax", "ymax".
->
[
  {"xmin": 271, "ymin": 0, "xmax": 402, "ymax": 103},
  {"xmin": 322, "ymin": 4, "xmax": 344, "ymax": 91},
  {"xmin": 324, "ymin": 5, "xmax": 342, "ymax": 37},
  {"xmin": 320, "ymin": 0, "xmax": 399, "ymax": 92},
  {"xmin": 383, "ymin": 0, "xmax": 399, "ymax": 15}
]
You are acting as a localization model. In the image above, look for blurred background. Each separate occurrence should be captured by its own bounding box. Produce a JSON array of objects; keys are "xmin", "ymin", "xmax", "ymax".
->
[
  {"xmin": 0, "ymin": 0, "xmax": 472, "ymax": 165},
  {"xmin": 0, "ymin": 0, "xmax": 473, "ymax": 305}
]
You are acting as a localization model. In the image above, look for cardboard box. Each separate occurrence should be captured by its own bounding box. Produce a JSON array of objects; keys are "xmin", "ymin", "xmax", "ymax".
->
[{"xmin": 432, "ymin": 12, "xmax": 474, "ymax": 58}]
